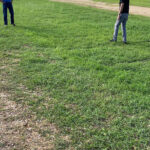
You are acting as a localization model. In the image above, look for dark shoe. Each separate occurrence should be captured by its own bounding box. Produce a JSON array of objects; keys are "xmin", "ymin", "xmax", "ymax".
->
[
  {"xmin": 110, "ymin": 39, "xmax": 117, "ymax": 42},
  {"xmin": 11, "ymin": 24, "xmax": 16, "ymax": 26},
  {"xmin": 123, "ymin": 41, "xmax": 128, "ymax": 44}
]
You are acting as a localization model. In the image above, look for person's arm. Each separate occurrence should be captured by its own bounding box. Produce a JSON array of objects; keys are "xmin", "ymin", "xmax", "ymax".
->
[{"xmin": 117, "ymin": 3, "xmax": 124, "ymax": 20}]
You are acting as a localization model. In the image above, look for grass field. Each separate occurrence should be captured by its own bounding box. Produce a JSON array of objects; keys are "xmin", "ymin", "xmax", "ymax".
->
[
  {"xmin": 94, "ymin": 0, "xmax": 150, "ymax": 7},
  {"xmin": 0, "ymin": 0, "xmax": 150, "ymax": 149}
]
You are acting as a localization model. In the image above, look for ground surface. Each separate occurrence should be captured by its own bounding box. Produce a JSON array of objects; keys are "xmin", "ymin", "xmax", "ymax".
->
[
  {"xmin": 51, "ymin": 0, "xmax": 150, "ymax": 17},
  {"xmin": 0, "ymin": 0, "xmax": 150, "ymax": 149}
]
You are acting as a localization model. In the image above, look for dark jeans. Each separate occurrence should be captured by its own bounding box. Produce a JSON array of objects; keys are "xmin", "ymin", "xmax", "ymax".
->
[{"xmin": 3, "ymin": 2, "xmax": 14, "ymax": 25}]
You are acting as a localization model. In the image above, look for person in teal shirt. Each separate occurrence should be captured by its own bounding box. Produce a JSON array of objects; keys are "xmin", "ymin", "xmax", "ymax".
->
[{"xmin": 0, "ymin": 0, "xmax": 15, "ymax": 26}]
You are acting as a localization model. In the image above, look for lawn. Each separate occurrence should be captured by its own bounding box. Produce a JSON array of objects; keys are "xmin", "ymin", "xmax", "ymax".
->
[
  {"xmin": 0, "ymin": 0, "xmax": 150, "ymax": 149},
  {"xmin": 94, "ymin": 0, "xmax": 150, "ymax": 7}
]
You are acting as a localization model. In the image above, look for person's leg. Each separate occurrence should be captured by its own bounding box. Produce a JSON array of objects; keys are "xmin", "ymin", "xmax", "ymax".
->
[
  {"xmin": 113, "ymin": 19, "xmax": 122, "ymax": 41},
  {"xmin": 8, "ymin": 2, "xmax": 14, "ymax": 25},
  {"xmin": 3, "ymin": 3, "xmax": 8, "ymax": 25},
  {"xmin": 121, "ymin": 14, "xmax": 128, "ymax": 43}
]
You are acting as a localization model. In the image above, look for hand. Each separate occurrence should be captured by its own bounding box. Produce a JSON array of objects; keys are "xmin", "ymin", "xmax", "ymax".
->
[{"xmin": 117, "ymin": 14, "xmax": 121, "ymax": 20}]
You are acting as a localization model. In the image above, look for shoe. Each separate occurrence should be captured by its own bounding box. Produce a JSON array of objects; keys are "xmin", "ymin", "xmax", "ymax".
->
[
  {"xmin": 11, "ymin": 24, "xmax": 16, "ymax": 26},
  {"xmin": 123, "ymin": 41, "xmax": 128, "ymax": 44},
  {"xmin": 110, "ymin": 39, "xmax": 117, "ymax": 42},
  {"xmin": 4, "ymin": 24, "xmax": 8, "ymax": 27}
]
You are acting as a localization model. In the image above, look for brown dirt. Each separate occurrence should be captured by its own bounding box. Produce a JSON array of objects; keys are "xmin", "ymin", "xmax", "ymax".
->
[
  {"xmin": 0, "ymin": 58, "xmax": 57, "ymax": 150},
  {"xmin": 50, "ymin": 0, "xmax": 150, "ymax": 17},
  {"xmin": 0, "ymin": 83, "xmax": 56, "ymax": 150}
]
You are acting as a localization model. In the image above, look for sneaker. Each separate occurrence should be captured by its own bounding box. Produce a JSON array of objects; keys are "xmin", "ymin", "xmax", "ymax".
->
[
  {"xmin": 123, "ymin": 41, "xmax": 128, "ymax": 44},
  {"xmin": 110, "ymin": 39, "xmax": 117, "ymax": 42}
]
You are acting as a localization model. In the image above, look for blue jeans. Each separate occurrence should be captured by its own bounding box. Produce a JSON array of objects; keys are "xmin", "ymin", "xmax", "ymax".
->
[
  {"xmin": 3, "ymin": 2, "xmax": 14, "ymax": 25},
  {"xmin": 113, "ymin": 13, "xmax": 128, "ymax": 42}
]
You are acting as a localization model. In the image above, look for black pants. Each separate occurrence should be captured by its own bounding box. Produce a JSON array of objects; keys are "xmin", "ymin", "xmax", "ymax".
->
[{"xmin": 3, "ymin": 2, "xmax": 14, "ymax": 25}]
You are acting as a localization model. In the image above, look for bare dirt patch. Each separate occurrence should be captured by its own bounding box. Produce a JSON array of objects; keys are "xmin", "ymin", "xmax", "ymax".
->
[
  {"xmin": 0, "ymin": 62, "xmax": 57, "ymax": 150},
  {"xmin": 50, "ymin": 0, "xmax": 150, "ymax": 17},
  {"xmin": 0, "ymin": 90, "xmax": 56, "ymax": 150}
]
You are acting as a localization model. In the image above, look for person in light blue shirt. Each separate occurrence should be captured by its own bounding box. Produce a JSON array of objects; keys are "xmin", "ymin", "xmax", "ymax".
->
[{"xmin": 0, "ymin": 0, "xmax": 15, "ymax": 26}]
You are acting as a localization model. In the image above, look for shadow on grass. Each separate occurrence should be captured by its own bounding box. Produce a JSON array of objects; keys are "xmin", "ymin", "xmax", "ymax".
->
[
  {"xmin": 108, "ymin": 40, "xmax": 150, "ymax": 47},
  {"xmin": 16, "ymin": 25, "xmax": 150, "ymax": 48},
  {"xmin": 128, "ymin": 40, "xmax": 150, "ymax": 44}
]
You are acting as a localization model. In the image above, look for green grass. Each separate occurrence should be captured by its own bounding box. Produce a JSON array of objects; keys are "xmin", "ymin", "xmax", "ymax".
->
[
  {"xmin": 94, "ymin": 0, "xmax": 150, "ymax": 7},
  {"xmin": 0, "ymin": 0, "xmax": 150, "ymax": 149}
]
